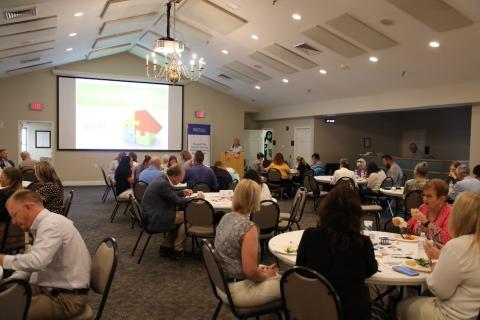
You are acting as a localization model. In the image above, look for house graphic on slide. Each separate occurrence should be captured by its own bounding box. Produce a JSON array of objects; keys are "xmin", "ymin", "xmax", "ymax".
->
[{"xmin": 123, "ymin": 110, "xmax": 162, "ymax": 146}]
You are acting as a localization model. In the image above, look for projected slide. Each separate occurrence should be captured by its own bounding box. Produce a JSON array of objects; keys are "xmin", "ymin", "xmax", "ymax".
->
[
  {"xmin": 75, "ymin": 79, "xmax": 168, "ymax": 149},
  {"xmin": 58, "ymin": 76, "xmax": 183, "ymax": 151}
]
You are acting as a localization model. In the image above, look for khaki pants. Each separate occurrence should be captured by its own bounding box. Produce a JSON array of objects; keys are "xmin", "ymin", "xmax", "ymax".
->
[
  {"xmin": 28, "ymin": 285, "xmax": 88, "ymax": 320},
  {"xmin": 163, "ymin": 212, "xmax": 185, "ymax": 252},
  {"xmin": 396, "ymin": 297, "xmax": 447, "ymax": 320},
  {"xmin": 117, "ymin": 188, "xmax": 133, "ymax": 200},
  {"xmin": 220, "ymin": 276, "xmax": 281, "ymax": 308}
]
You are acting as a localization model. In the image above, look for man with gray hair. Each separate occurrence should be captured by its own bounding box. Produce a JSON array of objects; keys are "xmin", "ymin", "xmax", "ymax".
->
[
  {"xmin": 331, "ymin": 158, "xmax": 355, "ymax": 185},
  {"xmin": 449, "ymin": 165, "xmax": 480, "ymax": 200},
  {"xmin": 18, "ymin": 151, "xmax": 37, "ymax": 173},
  {"xmin": 138, "ymin": 156, "xmax": 163, "ymax": 185}
]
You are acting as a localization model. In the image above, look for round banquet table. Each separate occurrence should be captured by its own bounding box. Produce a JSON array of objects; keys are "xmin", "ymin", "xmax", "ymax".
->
[
  {"xmin": 380, "ymin": 187, "xmax": 404, "ymax": 198},
  {"xmin": 190, "ymin": 191, "xmax": 276, "ymax": 211},
  {"xmin": 269, "ymin": 230, "xmax": 428, "ymax": 286},
  {"xmin": 314, "ymin": 175, "xmax": 367, "ymax": 185},
  {"xmin": 0, "ymin": 181, "xmax": 32, "ymax": 190}
]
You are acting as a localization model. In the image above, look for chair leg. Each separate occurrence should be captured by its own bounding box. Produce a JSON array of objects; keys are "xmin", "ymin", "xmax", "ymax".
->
[
  {"xmin": 101, "ymin": 186, "xmax": 109, "ymax": 202},
  {"xmin": 137, "ymin": 234, "xmax": 152, "ymax": 264},
  {"xmin": 212, "ymin": 301, "xmax": 222, "ymax": 320},
  {"xmin": 122, "ymin": 202, "xmax": 130, "ymax": 216},
  {"xmin": 110, "ymin": 202, "xmax": 120, "ymax": 223},
  {"xmin": 131, "ymin": 230, "xmax": 144, "ymax": 256}
]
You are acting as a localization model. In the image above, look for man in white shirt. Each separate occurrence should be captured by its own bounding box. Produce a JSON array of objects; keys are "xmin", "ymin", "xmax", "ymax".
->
[
  {"xmin": 331, "ymin": 158, "xmax": 355, "ymax": 185},
  {"xmin": 0, "ymin": 190, "xmax": 91, "ymax": 319},
  {"xmin": 449, "ymin": 165, "xmax": 480, "ymax": 200}
]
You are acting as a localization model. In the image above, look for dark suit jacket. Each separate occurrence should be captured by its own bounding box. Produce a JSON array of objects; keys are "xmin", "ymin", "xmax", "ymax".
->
[{"xmin": 141, "ymin": 175, "xmax": 189, "ymax": 232}]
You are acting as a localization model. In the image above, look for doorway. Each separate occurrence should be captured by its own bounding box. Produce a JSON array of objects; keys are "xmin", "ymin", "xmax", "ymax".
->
[
  {"xmin": 294, "ymin": 127, "xmax": 313, "ymax": 163},
  {"xmin": 18, "ymin": 121, "xmax": 53, "ymax": 164}
]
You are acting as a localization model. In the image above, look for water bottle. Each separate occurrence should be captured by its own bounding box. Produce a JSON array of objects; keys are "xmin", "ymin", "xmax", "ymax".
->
[{"xmin": 417, "ymin": 232, "xmax": 426, "ymax": 259}]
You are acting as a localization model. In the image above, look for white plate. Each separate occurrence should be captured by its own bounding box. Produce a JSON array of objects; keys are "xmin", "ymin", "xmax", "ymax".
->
[
  {"xmin": 274, "ymin": 245, "xmax": 298, "ymax": 256},
  {"xmin": 403, "ymin": 259, "xmax": 432, "ymax": 273},
  {"xmin": 392, "ymin": 235, "xmax": 420, "ymax": 242}
]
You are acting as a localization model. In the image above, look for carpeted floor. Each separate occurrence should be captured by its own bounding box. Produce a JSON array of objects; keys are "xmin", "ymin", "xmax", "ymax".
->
[{"xmin": 68, "ymin": 186, "xmax": 321, "ymax": 320}]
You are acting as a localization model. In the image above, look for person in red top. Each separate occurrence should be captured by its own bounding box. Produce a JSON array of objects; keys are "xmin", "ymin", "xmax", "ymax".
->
[{"xmin": 393, "ymin": 179, "xmax": 452, "ymax": 245}]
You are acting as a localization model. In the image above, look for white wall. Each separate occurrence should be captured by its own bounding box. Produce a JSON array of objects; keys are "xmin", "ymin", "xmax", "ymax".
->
[
  {"xmin": 24, "ymin": 122, "xmax": 53, "ymax": 160},
  {"xmin": 470, "ymin": 105, "xmax": 480, "ymax": 167}
]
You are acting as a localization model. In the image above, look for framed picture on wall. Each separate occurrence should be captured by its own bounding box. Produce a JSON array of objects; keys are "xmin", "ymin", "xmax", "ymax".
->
[
  {"xmin": 363, "ymin": 137, "xmax": 371, "ymax": 149},
  {"xmin": 35, "ymin": 130, "xmax": 51, "ymax": 148}
]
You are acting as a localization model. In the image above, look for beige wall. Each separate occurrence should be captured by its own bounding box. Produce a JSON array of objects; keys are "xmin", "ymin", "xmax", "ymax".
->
[
  {"xmin": 0, "ymin": 53, "xmax": 251, "ymax": 184},
  {"xmin": 470, "ymin": 105, "xmax": 480, "ymax": 167}
]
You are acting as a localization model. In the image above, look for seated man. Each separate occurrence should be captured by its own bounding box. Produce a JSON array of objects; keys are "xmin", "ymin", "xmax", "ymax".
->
[
  {"xmin": 18, "ymin": 151, "xmax": 37, "ymax": 173},
  {"xmin": 211, "ymin": 161, "xmax": 233, "ymax": 190},
  {"xmin": 310, "ymin": 153, "xmax": 325, "ymax": 176},
  {"xmin": 141, "ymin": 165, "xmax": 193, "ymax": 258},
  {"xmin": 0, "ymin": 148, "xmax": 15, "ymax": 169},
  {"xmin": 183, "ymin": 151, "xmax": 218, "ymax": 191},
  {"xmin": 0, "ymin": 190, "xmax": 91, "ymax": 319},
  {"xmin": 382, "ymin": 154, "xmax": 403, "ymax": 186},
  {"xmin": 449, "ymin": 165, "xmax": 480, "ymax": 200},
  {"xmin": 138, "ymin": 157, "xmax": 164, "ymax": 185},
  {"xmin": 248, "ymin": 152, "xmax": 265, "ymax": 175}
]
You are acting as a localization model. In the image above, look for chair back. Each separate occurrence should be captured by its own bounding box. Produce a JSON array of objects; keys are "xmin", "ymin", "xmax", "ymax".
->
[
  {"xmin": 201, "ymin": 240, "xmax": 233, "ymax": 306},
  {"xmin": 109, "ymin": 177, "xmax": 119, "ymax": 197},
  {"xmin": 129, "ymin": 195, "xmax": 143, "ymax": 228},
  {"xmin": 404, "ymin": 190, "xmax": 423, "ymax": 217},
  {"xmin": 0, "ymin": 220, "xmax": 25, "ymax": 253},
  {"xmin": 303, "ymin": 168, "xmax": 314, "ymax": 177},
  {"xmin": 133, "ymin": 181, "xmax": 148, "ymax": 203},
  {"xmin": 267, "ymin": 168, "xmax": 282, "ymax": 184},
  {"xmin": 380, "ymin": 177, "xmax": 395, "ymax": 189},
  {"xmin": 400, "ymin": 175, "xmax": 407, "ymax": 187},
  {"xmin": 192, "ymin": 183, "xmax": 211, "ymax": 193},
  {"xmin": 281, "ymin": 267, "xmax": 342, "ymax": 320},
  {"xmin": 0, "ymin": 279, "xmax": 32, "ymax": 320},
  {"xmin": 336, "ymin": 177, "xmax": 356, "ymax": 190},
  {"xmin": 303, "ymin": 175, "xmax": 319, "ymax": 195},
  {"xmin": 21, "ymin": 170, "xmax": 36, "ymax": 183},
  {"xmin": 61, "ymin": 190, "xmax": 74, "ymax": 217},
  {"xmin": 290, "ymin": 188, "xmax": 307, "ymax": 224},
  {"xmin": 184, "ymin": 199, "xmax": 216, "ymax": 232},
  {"xmin": 230, "ymin": 179, "xmax": 239, "ymax": 190},
  {"xmin": 100, "ymin": 167, "xmax": 110, "ymax": 186},
  {"xmin": 251, "ymin": 200, "xmax": 280, "ymax": 234},
  {"xmin": 90, "ymin": 237, "xmax": 118, "ymax": 319}
]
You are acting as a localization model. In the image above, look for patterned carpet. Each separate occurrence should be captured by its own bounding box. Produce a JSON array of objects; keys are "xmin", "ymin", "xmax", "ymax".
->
[{"xmin": 68, "ymin": 186, "xmax": 321, "ymax": 320}]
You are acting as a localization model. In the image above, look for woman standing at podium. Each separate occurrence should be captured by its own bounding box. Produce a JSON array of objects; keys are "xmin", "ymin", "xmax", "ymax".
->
[{"xmin": 229, "ymin": 138, "xmax": 243, "ymax": 154}]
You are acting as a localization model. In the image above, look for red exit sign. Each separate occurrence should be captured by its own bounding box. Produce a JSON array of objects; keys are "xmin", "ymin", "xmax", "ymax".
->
[
  {"xmin": 30, "ymin": 102, "xmax": 43, "ymax": 111},
  {"xmin": 195, "ymin": 111, "xmax": 205, "ymax": 118}
]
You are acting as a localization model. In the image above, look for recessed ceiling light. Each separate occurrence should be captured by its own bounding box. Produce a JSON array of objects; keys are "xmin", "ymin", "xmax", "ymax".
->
[
  {"xmin": 282, "ymin": 78, "xmax": 289, "ymax": 83},
  {"xmin": 74, "ymin": 12, "xmax": 83, "ymax": 17},
  {"xmin": 292, "ymin": 13, "xmax": 302, "ymax": 21},
  {"xmin": 69, "ymin": 32, "xmax": 77, "ymax": 37},
  {"xmin": 429, "ymin": 41, "xmax": 440, "ymax": 48},
  {"xmin": 251, "ymin": 34, "xmax": 259, "ymax": 40},
  {"xmin": 369, "ymin": 56, "xmax": 378, "ymax": 62},
  {"xmin": 66, "ymin": 48, "xmax": 73, "ymax": 51},
  {"xmin": 222, "ymin": 49, "xmax": 229, "ymax": 55},
  {"xmin": 255, "ymin": 85, "xmax": 261, "ymax": 90},
  {"xmin": 319, "ymin": 69, "xmax": 327, "ymax": 74}
]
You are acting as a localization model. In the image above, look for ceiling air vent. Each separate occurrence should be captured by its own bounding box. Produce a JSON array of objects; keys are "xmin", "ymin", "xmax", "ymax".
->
[
  {"xmin": 294, "ymin": 43, "xmax": 321, "ymax": 56},
  {"xmin": 3, "ymin": 7, "xmax": 37, "ymax": 21},
  {"xmin": 218, "ymin": 73, "xmax": 233, "ymax": 80},
  {"xmin": 21, "ymin": 57, "xmax": 41, "ymax": 64}
]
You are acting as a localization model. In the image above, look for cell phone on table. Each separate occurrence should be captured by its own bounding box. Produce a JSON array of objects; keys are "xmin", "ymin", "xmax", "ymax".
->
[{"xmin": 392, "ymin": 266, "xmax": 419, "ymax": 276}]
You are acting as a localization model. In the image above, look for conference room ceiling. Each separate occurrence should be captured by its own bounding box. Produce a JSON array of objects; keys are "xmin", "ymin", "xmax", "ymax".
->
[{"xmin": 0, "ymin": 0, "xmax": 480, "ymax": 108}]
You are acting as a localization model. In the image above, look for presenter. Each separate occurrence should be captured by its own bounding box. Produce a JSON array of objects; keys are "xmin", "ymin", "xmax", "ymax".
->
[{"xmin": 229, "ymin": 138, "xmax": 243, "ymax": 154}]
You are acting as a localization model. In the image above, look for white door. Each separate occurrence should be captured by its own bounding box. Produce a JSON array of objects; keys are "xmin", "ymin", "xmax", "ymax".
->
[
  {"xmin": 244, "ymin": 130, "xmax": 264, "ymax": 165},
  {"xmin": 294, "ymin": 127, "xmax": 313, "ymax": 165}
]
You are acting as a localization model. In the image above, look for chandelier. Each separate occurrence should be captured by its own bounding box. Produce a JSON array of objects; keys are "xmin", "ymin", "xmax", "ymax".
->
[{"xmin": 145, "ymin": 0, "xmax": 205, "ymax": 83}]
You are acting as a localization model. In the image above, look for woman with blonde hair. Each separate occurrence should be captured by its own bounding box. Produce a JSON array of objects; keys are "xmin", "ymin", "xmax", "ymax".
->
[
  {"xmin": 397, "ymin": 191, "xmax": 480, "ymax": 320},
  {"xmin": 214, "ymin": 179, "xmax": 280, "ymax": 307},
  {"xmin": 34, "ymin": 161, "xmax": 64, "ymax": 214}
]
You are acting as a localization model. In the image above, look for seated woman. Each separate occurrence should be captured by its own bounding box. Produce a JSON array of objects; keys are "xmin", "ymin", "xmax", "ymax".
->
[
  {"xmin": 214, "ymin": 179, "xmax": 280, "ymax": 307},
  {"xmin": 244, "ymin": 169, "xmax": 272, "ymax": 201},
  {"xmin": 397, "ymin": 192, "xmax": 480, "ymax": 320},
  {"xmin": 168, "ymin": 155, "xmax": 178, "ymax": 167},
  {"xmin": 180, "ymin": 150, "xmax": 192, "ymax": 169},
  {"xmin": 296, "ymin": 184, "xmax": 377, "ymax": 320},
  {"xmin": 331, "ymin": 158, "xmax": 355, "ymax": 185},
  {"xmin": 0, "ymin": 167, "xmax": 23, "ymax": 238},
  {"xmin": 161, "ymin": 154, "xmax": 170, "ymax": 171},
  {"xmin": 115, "ymin": 155, "xmax": 134, "ymax": 200},
  {"xmin": 211, "ymin": 161, "xmax": 233, "ymax": 190},
  {"xmin": 445, "ymin": 160, "xmax": 461, "ymax": 186},
  {"xmin": 293, "ymin": 156, "xmax": 311, "ymax": 183},
  {"xmin": 266, "ymin": 152, "xmax": 292, "ymax": 195},
  {"xmin": 355, "ymin": 158, "xmax": 367, "ymax": 177},
  {"xmin": 34, "ymin": 161, "xmax": 64, "ymax": 214},
  {"xmin": 365, "ymin": 162, "xmax": 386, "ymax": 193},
  {"xmin": 392, "ymin": 179, "xmax": 452, "ymax": 244},
  {"xmin": 404, "ymin": 161, "xmax": 429, "ymax": 196}
]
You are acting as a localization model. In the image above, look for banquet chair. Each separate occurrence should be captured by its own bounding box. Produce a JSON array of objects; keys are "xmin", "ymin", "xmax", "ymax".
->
[
  {"xmin": 281, "ymin": 266, "xmax": 341, "ymax": 320},
  {"xmin": 70, "ymin": 237, "xmax": 118, "ymax": 320},
  {"xmin": 0, "ymin": 279, "xmax": 32, "ymax": 320},
  {"xmin": 184, "ymin": 199, "xmax": 216, "ymax": 254},
  {"xmin": 21, "ymin": 169, "xmax": 37, "ymax": 183},
  {"xmin": 201, "ymin": 240, "xmax": 282, "ymax": 320},
  {"xmin": 303, "ymin": 175, "xmax": 327, "ymax": 210},
  {"xmin": 133, "ymin": 181, "xmax": 148, "ymax": 203},
  {"xmin": 303, "ymin": 168, "xmax": 314, "ymax": 177},
  {"xmin": 278, "ymin": 188, "xmax": 307, "ymax": 232},
  {"xmin": 0, "ymin": 220, "xmax": 25, "ymax": 254},
  {"xmin": 336, "ymin": 177, "xmax": 356, "ymax": 189},
  {"xmin": 108, "ymin": 177, "xmax": 130, "ymax": 223},
  {"xmin": 229, "ymin": 179, "xmax": 239, "ymax": 190},
  {"xmin": 384, "ymin": 190, "xmax": 423, "ymax": 231},
  {"xmin": 266, "ymin": 168, "xmax": 284, "ymax": 199},
  {"xmin": 100, "ymin": 167, "xmax": 113, "ymax": 202},
  {"xmin": 250, "ymin": 200, "xmax": 280, "ymax": 258},
  {"xmin": 61, "ymin": 190, "xmax": 74, "ymax": 217},
  {"xmin": 192, "ymin": 182, "xmax": 211, "ymax": 193},
  {"xmin": 399, "ymin": 175, "xmax": 407, "ymax": 187}
]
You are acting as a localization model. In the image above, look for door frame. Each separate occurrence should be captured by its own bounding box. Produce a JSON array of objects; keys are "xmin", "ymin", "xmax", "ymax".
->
[
  {"xmin": 293, "ymin": 126, "xmax": 313, "ymax": 163},
  {"xmin": 18, "ymin": 120, "xmax": 55, "ymax": 164}
]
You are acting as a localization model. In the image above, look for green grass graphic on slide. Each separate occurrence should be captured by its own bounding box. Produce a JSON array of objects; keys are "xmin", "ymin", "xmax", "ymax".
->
[{"xmin": 76, "ymin": 81, "xmax": 168, "ymax": 109}]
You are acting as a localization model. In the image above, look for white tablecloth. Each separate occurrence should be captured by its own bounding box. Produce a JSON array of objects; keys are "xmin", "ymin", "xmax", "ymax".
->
[
  {"xmin": 380, "ymin": 187, "xmax": 404, "ymax": 198},
  {"xmin": 0, "ymin": 180, "xmax": 32, "ymax": 189},
  {"xmin": 314, "ymin": 175, "xmax": 367, "ymax": 185},
  {"xmin": 189, "ymin": 191, "xmax": 276, "ymax": 211},
  {"xmin": 269, "ymin": 230, "xmax": 428, "ymax": 286}
]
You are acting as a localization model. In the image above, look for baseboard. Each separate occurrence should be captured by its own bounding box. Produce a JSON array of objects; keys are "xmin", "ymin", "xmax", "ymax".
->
[{"xmin": 63, "ymin": 180, "xmax": 105, "ymax": 187}]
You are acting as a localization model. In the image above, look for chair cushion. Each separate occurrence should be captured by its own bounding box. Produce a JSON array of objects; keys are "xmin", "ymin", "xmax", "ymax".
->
[
  {"xmin": 277, "ymin": 220, "xmax": 288, "ymax": 230},
  {"xmin": 320, "ymin": 191, "xmax": 328, "ymax": 197},
  {"xmin": 279, "ymin": 212, "xmax": 290, "ymax": 220},
  {"xmin": 235, "ymin": 299, "xmax": 283, "ymax": 316},
  {"xmin": 187, "ymin": 226, "xmax": 214, "ymax": 237},
  {"xmin": 69, "ymin": 304, "xmax": 94, "ymax": 320},
  {"xmin": 361, "ymin": 205, "xmax": 382, "ymax": 212}
]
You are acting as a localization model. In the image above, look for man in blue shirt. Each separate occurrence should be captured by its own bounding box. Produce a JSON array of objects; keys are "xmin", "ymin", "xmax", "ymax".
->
[
  {"xmin": 138, "ymin": 157, "xmax": 164, "ymax": 184},
  {"xmin": 184, "ymin": 151, "xmax": 218, "ymax": 191},
  {"xmin": 449, "ymin": 165, "xmax": 480, "ymax": 200},
  {"xmin": 310, "ymin": 153, "xmax": 325, "ymax": 176}
]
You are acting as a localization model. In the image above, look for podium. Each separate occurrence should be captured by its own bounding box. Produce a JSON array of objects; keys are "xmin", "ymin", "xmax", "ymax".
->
[{"xmin": 220, "ymin": 151, "xmax": 244, "ymax": 179}]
